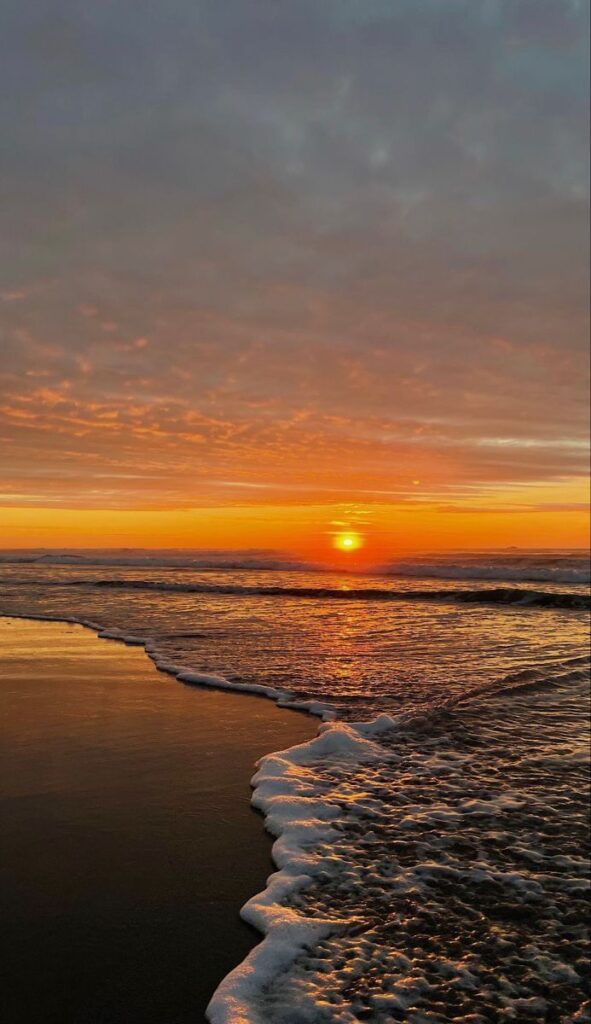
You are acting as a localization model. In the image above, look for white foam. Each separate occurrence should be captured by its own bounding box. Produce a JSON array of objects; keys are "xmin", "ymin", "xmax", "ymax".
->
[
  {"xmin": 5, "ymin": 611, "xmax": 588, "ymax": 1023},
  {"xmin": 1, "ymin": 614, "xmax": 401, "ymax": 1023},
  {"xmin": 3, "ymin": 612, "xmax": 381, "ymax": 1023},
  {"xmin": 206, "ymin": 717, "xmax": 398, "ymax": 1024},
  {"xmin": 1, "ymin": 615, "xmax": 350, "ymax": 729}
]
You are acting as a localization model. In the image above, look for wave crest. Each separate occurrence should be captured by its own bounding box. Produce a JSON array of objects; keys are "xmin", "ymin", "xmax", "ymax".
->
[
  {"xmin": 9, "ymin": 577, "xmax": 589, "ymax": 610},
  {"xmin": 379, "ymin": 556, "xmax": 590, "ymax": 585}
]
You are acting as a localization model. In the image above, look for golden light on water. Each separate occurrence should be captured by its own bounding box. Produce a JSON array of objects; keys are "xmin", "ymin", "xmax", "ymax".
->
[{"xmin": 334, "ymin": 531, "xmax": 363, "ymax": 553}]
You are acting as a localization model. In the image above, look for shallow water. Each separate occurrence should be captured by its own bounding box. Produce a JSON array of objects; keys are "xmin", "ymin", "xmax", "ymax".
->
[
  {"xmin": 0, "ymin": 555, "xmax": 589, "ymax": 1023},
  {"xmin": 259, "ymin": 679, "xmax": 590, "ymax": 1022},
  {"xmin": 0, "ymin": 563, "xmax": 588, "ymax": 719}
]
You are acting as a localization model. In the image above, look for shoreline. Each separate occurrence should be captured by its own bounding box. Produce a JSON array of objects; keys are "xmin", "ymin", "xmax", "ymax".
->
[
  {"xmin": 2, "ymin": 609, "xmax": 338, "ymax": 719},
  {"xmin": 0, "ymin": 615, "xmax": 322, "ymax": 1022},
  {"xmin": 1, "ymin": 611, "xmax": 397, "ymax": 1024},
  {"xmin": 2, "ymin": 589, "xmax": 588, "ymax": 1021}
]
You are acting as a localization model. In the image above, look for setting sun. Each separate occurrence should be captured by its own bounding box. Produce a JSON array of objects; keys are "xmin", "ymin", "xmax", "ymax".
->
[{"xmin": 334, "ymin": 531, "xmax": 363, "ymax": 553}]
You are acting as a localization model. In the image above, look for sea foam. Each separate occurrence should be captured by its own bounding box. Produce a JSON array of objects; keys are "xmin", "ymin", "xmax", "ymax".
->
[
  {"xmin": 1, "ymin": 578, "xmax": 589, "ymax": 1023},
  {"xmin": 206, "ymin": 678, "xmax": 589, "ymax": 1023},
  {"xmin": 206, "ymin": 715, "xmax": 399, "ymax": 1024}
]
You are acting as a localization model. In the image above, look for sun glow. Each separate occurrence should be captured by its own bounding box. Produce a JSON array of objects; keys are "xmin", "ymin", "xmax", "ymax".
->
[{"xmin": 334, "ymin": 531, "xmax": 363, "ymax": 553}]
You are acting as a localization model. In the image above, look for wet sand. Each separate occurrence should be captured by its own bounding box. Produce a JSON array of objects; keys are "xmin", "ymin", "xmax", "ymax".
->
[{"xmin": 0, "ymin": 616, "xmax": 316, "ymax": 1023}]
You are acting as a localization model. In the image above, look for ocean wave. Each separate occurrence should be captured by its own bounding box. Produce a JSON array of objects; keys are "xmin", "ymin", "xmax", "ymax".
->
[
  {"xmin": 0, "ymin": 549, "xmax": 316, "ymax": 572},
  {"xmin": 206, "ymin": 668, "xmax": 590, "ymax": 1022},
  {"xmin": 7, "ymin": 577, "xmax": 589, "ymax": 610},
  {"xmin": 379, "ymin": 558, "xmax": 590, "ymax": 584},
  {"xmin": 206, "ymin": 714, "xmax": 399, "ymax": 1024},
  {"xmin": 445, "ymin": 654, "xmax": 591, "ymax": 710},
  {"xmin": 2, "ymin": 550, "xmax": 588, "ymax": 584},
  {"xmin": 3, "ymin": 611, "xmax": 589, "ymax": 1023},
  {"xmin": 207, "ymin": 671, "xmax": 590, "ymax": 1023}
]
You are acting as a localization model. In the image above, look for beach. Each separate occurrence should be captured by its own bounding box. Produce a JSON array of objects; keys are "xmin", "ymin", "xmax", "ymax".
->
[
  {"xmin": 2, "ymin": 0, "xmax": 589, "ymax": 1015},
  {"xmin": 1, "ymin": 554, "xmax": 589, "ymax": 1023},
  {"xmin": 0, "ymin": 616, "xmax": 315, "ymax": 1024},
  {"xmin": 2, "ymin": 0, "xmax": 589, "ymax": 1018}
]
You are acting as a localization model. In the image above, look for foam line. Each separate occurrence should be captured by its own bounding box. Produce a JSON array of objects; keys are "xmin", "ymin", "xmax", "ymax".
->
[
  {"xmin": 0, "ymin": 612, "xmax": 397, "ymax": 1024},
  {"xmin": 206, "ymin": 716, "xmax": 398, "ymax": 1024},
  {"xmin": 0, "ymin": 612, "xmax": 336, "ymax": 715}
]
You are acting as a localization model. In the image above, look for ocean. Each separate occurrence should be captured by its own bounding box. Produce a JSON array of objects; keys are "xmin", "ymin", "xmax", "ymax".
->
[{"xmin": 1, "ymin": 549, "xmax": 589, "ymax": 1023}]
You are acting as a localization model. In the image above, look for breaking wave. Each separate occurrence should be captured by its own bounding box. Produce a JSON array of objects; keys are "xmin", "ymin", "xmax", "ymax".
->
[
  {"xmin": 7, "ymin": 577, "xmax": 589, "ymax": 610},
  {"xmin": 207, "ymin": 655, "xmax": 590, "ymax": 1023},
  {"xmin": 0, "ymin": 549, "xmax": 316, "ymax": 572},
  {"xmin": 216, "ymin": 677, "xmax": 589, "ymax": 1024},
  {"xmin": 380, "ymin": 554, "xmax": 590, "ymax": 585}
]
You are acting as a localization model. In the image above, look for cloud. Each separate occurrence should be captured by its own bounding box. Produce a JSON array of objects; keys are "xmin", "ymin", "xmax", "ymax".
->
[{"xmin": 0, "ymin": 0, "xmax": 588, "ymax": 511}]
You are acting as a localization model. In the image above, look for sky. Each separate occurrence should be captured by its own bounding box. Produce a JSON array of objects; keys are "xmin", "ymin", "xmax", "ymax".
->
[{"xmin": 0, "ymin": 0, "xmax": 589, "ymax": 561}]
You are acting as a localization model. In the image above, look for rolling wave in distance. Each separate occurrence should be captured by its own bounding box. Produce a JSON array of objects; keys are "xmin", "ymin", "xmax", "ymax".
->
[{"xmin": 5, "ymin": 577, "xmax": 589, "ymax": 610}]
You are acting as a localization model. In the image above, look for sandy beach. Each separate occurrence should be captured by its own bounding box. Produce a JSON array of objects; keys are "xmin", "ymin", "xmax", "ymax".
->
[{"xmin": 0, "ymin": 616, "xmax": 315, "ymax": 1023}]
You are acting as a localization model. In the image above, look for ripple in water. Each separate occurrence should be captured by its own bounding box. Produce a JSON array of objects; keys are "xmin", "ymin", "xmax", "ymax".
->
[{"xmin": 1, "ymin": 560, "xmax": 589, "ymax": 1023}]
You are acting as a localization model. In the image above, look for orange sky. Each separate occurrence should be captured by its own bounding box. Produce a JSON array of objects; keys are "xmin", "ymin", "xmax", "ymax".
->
[
  {"xmin": 0, "ymin": 1, "xmax": 589, "ymax": 560},
  {"xmin": 0, "ymin": 347, "xmax": 588, "ymax": 560},
  {"xmin": 1, "ymin": 489, "xmax": 589, "ymax": 567}
]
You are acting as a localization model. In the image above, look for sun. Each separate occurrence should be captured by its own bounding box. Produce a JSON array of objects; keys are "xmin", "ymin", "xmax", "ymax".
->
[{"xmin": 333, "ymin": 531, "xmax": 363, "ymax": 553}]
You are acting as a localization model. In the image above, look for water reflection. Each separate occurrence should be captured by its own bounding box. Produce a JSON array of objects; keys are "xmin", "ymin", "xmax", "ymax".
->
[{"xmin": 0, "ymin": 617, "xmax": 314, "ymax": 1024}]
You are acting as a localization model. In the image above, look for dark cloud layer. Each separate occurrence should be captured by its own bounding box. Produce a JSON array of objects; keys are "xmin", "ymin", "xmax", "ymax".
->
[{"xmin": 0, "ymin": 0, "xmax": 588, "ymax": 508}]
